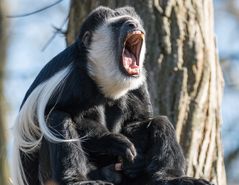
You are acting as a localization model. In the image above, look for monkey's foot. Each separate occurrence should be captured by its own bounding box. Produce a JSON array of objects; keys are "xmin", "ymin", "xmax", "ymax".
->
[{"xmin": 152, "ymin": 176, "xmax": 214, "ymax": 185}]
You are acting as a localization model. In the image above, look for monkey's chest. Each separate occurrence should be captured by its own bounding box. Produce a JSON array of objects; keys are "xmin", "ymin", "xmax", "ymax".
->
[
  {"xmin": 88, "ymin": 153, "xmax": 119, "ymax": 168},
  {"xmin": 104, "ymin": 101, "xmax": 126, "ymax": 133}
]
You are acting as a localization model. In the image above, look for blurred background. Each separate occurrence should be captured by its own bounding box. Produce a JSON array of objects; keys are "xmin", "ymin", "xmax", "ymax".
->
[{"xmin": 1, "ymin": 0, "xmax": 239, "ymax": 185}]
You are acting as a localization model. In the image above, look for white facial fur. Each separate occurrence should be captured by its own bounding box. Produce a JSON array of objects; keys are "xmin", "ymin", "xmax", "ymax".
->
[{"xmin": 87, "ymin": 20, "xmax": 146, "ymax": 100}]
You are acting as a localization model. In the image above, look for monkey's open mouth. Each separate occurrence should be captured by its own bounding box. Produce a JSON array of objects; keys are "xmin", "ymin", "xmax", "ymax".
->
[{"xmin": 122, "ymin": 31, "xmax": 144, "ymax": 76}]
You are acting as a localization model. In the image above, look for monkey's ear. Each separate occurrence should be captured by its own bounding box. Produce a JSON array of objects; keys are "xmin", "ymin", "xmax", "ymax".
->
[{"xmin": 82, "ymin": 31, "xmax": 92, "ymax": 47}]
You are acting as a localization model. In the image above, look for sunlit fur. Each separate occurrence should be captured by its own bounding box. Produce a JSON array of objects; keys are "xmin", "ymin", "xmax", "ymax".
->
[
  {"xmin": 87, "ymin": 22, "xmax": 146, "ymax": 100},
  {"xmin": 12, "ymin": 65, "xmax": 74, "ymax": 185}
]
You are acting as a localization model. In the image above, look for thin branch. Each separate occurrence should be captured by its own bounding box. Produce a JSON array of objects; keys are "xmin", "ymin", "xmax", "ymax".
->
[
  {"xmin": 41, "ymin": 15, "xmax": 69, "ymax": 51},
  {"xmin": 225, "ymin": 147, "xmax": 239, "ymax": 168},
  {"xmin": 7, "ymin": 0, "xmax": 65, "ymax": 18}
]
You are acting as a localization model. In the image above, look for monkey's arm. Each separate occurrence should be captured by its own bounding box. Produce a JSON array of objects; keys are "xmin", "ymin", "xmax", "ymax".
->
[
  {"xmin": 76, "ymin": 118, "xmax": 136, "ymax": 162},
  {"xmin": 119, "ymin": 85, "xmax": 184, "ymax": 179},
  {"xmin": 122, "ymin": 117, "xmax": 213, "ymax": 185},
  {"xmin": 44, "ymin": 110, "xmax": 127, "ymax": 185},
  {"xmin": 120, "ymin": 85, "xmax": 186, "ymax": 180}
]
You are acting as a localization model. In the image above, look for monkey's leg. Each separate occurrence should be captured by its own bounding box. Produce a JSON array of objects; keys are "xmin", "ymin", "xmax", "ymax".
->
[
  {"xmin": 41, "ymin": 110, "xmax": 114, "ymax": 185},
  {"xmin": 122, "ymin": 116, "xmax": 213, "ymax": 185}
]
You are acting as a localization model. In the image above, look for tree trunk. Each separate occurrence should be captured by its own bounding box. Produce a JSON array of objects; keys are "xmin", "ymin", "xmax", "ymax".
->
[
  {"xmin": 0, "ymin": 0, "xmax": 8, "ymax": 184},
  {"xmin": 66, "ymin": 1, "xmax": 226, "ymax": 185}
]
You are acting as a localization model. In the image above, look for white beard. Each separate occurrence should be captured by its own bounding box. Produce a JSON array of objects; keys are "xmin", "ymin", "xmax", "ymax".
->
[{"xmin": 87, "ymin": 23, "xmax": 146, "ymax": 99}]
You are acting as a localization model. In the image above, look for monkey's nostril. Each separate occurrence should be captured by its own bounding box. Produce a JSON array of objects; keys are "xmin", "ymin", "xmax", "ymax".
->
[
  {"xmin": 127, "ymin": 22, "xmax": 137, "ymax": 29},
  {"xmin": 128, "ymin": 23, "xmax": 135, "ymax": 28}
]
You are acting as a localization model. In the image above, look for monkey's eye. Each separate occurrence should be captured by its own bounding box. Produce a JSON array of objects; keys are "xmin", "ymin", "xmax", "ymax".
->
[{"xmin": 122, "ymin": 31, "xmax": 144, "ymax": 76}]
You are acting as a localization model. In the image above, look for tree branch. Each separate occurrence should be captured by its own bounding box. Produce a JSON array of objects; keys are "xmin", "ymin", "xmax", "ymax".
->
[{"xmin": 7, "ymin": 0, "xmax": 65, "ymax": 18}]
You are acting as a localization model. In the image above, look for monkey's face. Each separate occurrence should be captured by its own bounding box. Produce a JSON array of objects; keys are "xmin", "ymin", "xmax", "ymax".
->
[{"xmin": 80, "ymin": 7, "xmax": 146, "ymax": 99}]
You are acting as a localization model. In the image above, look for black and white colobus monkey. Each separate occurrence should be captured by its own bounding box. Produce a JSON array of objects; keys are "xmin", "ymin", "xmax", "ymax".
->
[{"xmin": 12, "ymin": 6, "xmax": 213, "ymax": 185}]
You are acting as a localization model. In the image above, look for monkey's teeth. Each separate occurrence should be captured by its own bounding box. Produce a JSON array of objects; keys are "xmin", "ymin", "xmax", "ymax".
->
[{"xmin": 127, "ymin": 68, "xmax": 140, "ymax": 75}]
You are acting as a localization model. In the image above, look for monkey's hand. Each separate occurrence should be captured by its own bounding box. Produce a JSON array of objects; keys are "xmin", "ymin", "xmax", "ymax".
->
[
  {"xmin": 122, "ymin": 153, "xmax": 145, "ymax": 178},
  {"xmin": 101, "ymin": 133, "xmax": 137, "ymax": 162},
  {"xmin": 100, "ymin": 164, "xmax": 122, "ymax": 185}
]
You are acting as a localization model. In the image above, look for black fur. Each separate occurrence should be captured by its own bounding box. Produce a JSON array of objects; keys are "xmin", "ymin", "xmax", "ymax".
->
[{"xmin": 19, "ymin": 6, "xmax": 213, "ymax": 185}]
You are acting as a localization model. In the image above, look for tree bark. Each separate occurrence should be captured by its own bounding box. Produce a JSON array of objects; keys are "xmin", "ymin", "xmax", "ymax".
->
[
  {"xmin": 0, "ymin": 0, "xmax": 8, "ymax": 184},
  {"xmin": 66, "ymin": 1, "xmax": 227, "ymax": 185}
]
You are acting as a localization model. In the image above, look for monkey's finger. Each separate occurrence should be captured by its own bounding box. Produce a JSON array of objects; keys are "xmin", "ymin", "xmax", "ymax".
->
[
  {"xmin": 130, "ymin": 145, "xmax": 137, "ymax": 158},
  {"xmin": 125, "ymin": 147, "xmax": 136, "ymax": 162},
  {"xmin": 114, "ymin": 163, "xmax": 122, "ymax": 171}
]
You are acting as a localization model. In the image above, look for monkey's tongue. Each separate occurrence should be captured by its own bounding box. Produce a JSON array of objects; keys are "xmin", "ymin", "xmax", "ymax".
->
[{"xmin": 123, "ymin": 49, "xmax": 140, "ymax": 75}]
